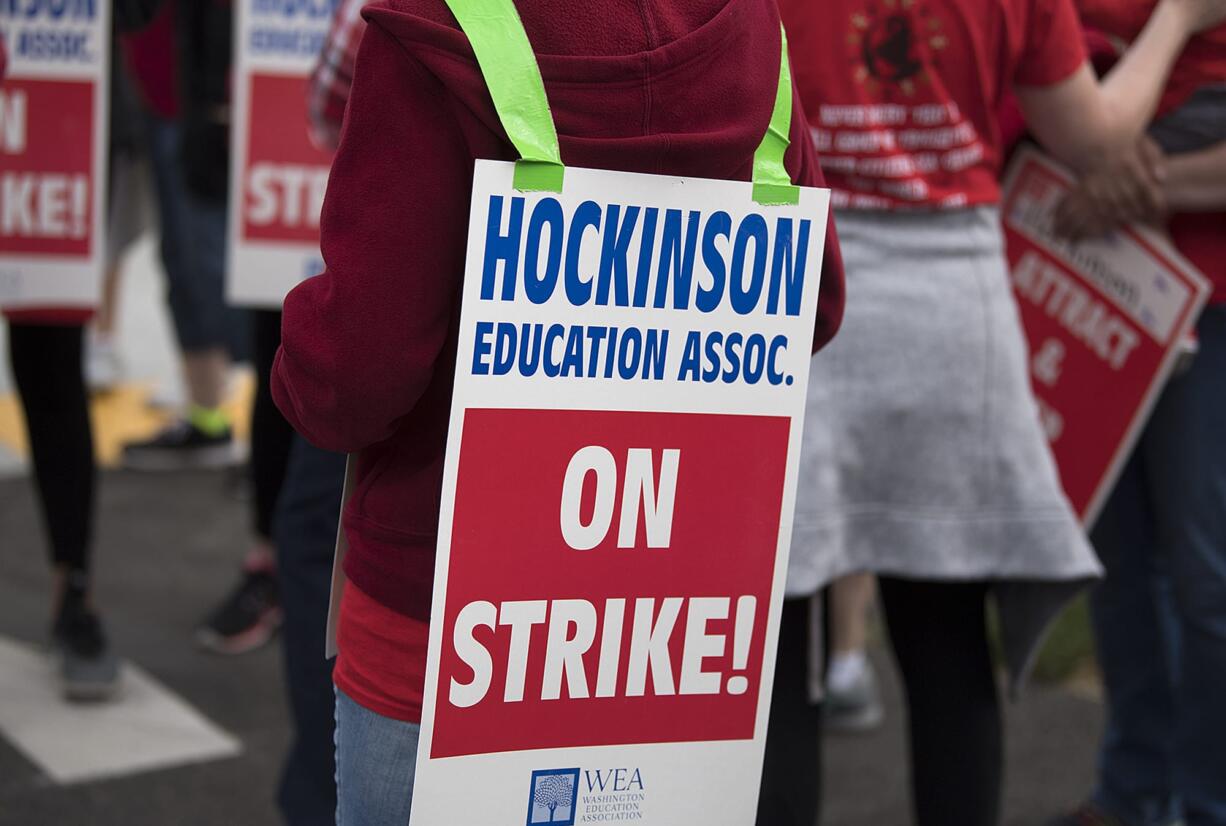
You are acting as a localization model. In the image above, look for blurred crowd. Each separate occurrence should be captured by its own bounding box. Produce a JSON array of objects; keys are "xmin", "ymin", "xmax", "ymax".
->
[{"xmin": 1, "ymin": 0, "xmax": 1224, "ymax": 825}]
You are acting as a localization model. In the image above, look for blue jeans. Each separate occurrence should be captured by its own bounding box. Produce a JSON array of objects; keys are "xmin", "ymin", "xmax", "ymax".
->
[
  {"xmin": 144, "ymin": 115, "xmax": 248, "ymax": 358},
  {"xmin": 1090, "ymin": 306, "xmax": 1226, "ymax": 826},
  {"xmin": 334, "ymin": 688, "xmax": 420, "ymax": 826}
]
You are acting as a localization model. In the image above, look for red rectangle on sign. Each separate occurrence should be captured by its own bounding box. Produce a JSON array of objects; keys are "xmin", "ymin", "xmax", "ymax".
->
[
  {"xmin": 431, "ymin": 408, "xmax": 789, "ymax": 759},
  {"xmin": 0, "ymin": 79, "xmax": 95, "ymax": 257},
  {"xmin": 241, "ymin": 73, "xmax": 333, "ymax": 243}
]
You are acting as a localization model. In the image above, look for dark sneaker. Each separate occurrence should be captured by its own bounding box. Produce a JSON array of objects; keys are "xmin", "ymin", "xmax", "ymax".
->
[
  {"xmin": 195, "ymin": 570, "xmax": 282, "ymax": 655},
  {"xmin": 121, "ymin": 420, "xmax": 237, "ymax": 471},
  {"xmin": 53, "ymin": 598, "xmax": 120, "ymax": 702},
  {"xmin": 823, "ymin": 661, "xmax": 885, "ymax": 733}
]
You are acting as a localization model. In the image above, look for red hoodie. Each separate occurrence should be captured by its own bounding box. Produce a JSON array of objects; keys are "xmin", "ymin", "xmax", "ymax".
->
[{"xmin": 272, "ymin": 0, "xmax": 846, "ymax": 622}]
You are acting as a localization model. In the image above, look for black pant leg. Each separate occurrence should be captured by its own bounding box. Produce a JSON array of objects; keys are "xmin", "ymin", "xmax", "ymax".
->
[
  {"xmin": 8, "ymin": 323, "xmax": 95, "ymax": 573},
  {"xmin": 756, "ymin": 597, "xmax": 824, "ymax": 826},
  {"xmin": 273, "ymin": 435, "xmax": 347, "ymax": 826},
  {"xmin": 251, "ymin": 309, "xmax": 294, "ymax": 541},
  {"xmin": 878, "ymin": 577, "xmax": 1002, "ymax": 826}
]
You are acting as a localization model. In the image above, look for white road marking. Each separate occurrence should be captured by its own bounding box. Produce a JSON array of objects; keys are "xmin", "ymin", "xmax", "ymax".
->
[
  {"xmin": 0, "ymin": 635, "xmax": 242, "ymax": 785},
  {"xmin": 0, "ymin": 445, "xmax": 21, "ymax": 479}
]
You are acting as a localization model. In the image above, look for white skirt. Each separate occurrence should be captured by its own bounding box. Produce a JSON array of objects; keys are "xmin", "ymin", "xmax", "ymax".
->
[{"xmin": 789, "ymin": 207, "xmax": 1101, "ymax": 685}]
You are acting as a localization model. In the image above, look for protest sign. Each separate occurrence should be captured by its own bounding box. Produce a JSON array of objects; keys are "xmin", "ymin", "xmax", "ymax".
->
[
  {"xmin": 404, "ymin": 155, "xmax": 829, "ymax": 824},
  {"xmin": 0, "ymin": 0, "xmax": 108, "ymax": 309},
  {"xmin": 227, "ymin": 0, "xmax": 335, "ymax": 308},
  {"xmin": 1002, "ymin": 147, "xmax": 1210, "ymax": 525}
]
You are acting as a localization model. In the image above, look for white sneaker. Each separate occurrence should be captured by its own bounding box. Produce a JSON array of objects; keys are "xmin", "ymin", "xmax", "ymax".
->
[
  {"xmin": 86, "ymin": 333, "xmax": 124, "ymax": 392},
  {"xmin": 824, "ymin": 656, "xmax": 885, "ymax": 733}
]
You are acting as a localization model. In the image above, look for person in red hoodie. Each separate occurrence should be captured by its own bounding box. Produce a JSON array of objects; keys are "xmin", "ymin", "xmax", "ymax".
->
[{"xmin": 271, "ymin": 0, "xmax": 844, "ymax": 821}]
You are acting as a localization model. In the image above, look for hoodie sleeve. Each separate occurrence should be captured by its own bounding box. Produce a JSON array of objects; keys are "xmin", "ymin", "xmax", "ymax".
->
[
  {"xmin": 786, "ymin": 86, "xmax": 846, "ymax": 353},
  {"xmin": 812, "ymin": 201, "xmax": 845, "ymax": 353},
  {"xmin": 272, "ymin": 19, "xmax": 472, "ymax": 453}
]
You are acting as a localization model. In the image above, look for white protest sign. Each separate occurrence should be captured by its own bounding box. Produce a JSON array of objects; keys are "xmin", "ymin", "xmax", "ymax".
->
[
  {"xmin": 407, "ymin": 159, "xmax": 829, "ymax": 826},
  {"xmin": 0, "ymin": 0, "xmax": 108, "ymax": 309},
  {"xmin": 226, "ymin": 0, "xmax": 336, "ymax": 308}
]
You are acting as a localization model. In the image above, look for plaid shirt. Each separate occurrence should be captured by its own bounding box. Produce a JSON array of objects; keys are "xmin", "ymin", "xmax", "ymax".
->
[{"xmin": 307, "ymin": 0, "xmax": 370, "ymax": 152}]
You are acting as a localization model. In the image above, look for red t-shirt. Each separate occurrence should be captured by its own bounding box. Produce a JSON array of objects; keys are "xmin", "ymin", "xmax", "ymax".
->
[
  {"xmin": 779, "ymin": 0, "xmax": 1087, "ymax": 209},
  {"xmin": 334, "ymin": 581, "xmax": 429, "ymax": 723},
  {"xmin": 1169, "ymin": 203, "xmax": 1226, "ymax": 306},
  {"xmin": 120, "ymin": 0, "xmax": 180, "ymax": 119},
  {"xmin": 1076, "ymin": 1, "xmax": 1226, "ymax": 304}
]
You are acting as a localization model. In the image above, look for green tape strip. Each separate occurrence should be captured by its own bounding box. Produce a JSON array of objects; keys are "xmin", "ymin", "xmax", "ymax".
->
[
  {"xmin": 443, "ymin": 0, "xmax": 564, "ymax": 192},
  {"xmin": 446, "ymin": 3, "xmax": 793, "ymax": 203},
  {"xmin": 512, "ymin": 160, "xmax": 566, "ymax": 193},
  {"xmin": 752, "ymin": 182, "xmax": 801, "ymax": 206},
  {"xmin": 751, "ymin": 26, "xmax": 799, "ymax": 206}
]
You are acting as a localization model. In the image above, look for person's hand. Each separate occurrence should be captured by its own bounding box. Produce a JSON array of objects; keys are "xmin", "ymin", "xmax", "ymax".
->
[
  {"xmin": 1055, "ymin": 137, "xmax": 1168, "ymax": 240},
  {"xmin": 1161, "ymin": 0, "xmax": 1226, "ymax": 34}
]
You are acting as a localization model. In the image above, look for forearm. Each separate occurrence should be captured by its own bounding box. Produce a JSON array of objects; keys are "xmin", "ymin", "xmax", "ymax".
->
[
  {"xmin": 1020, "ymin": 0, "xmax": 1197, "ymax": 172},
  {"xmin": 1095, "ymin": 2, "xmax": 1193, "ymax": 144},
  {"xmin": 1163, "ymin": 141, "xmax": 1226, "ymax": 210}
]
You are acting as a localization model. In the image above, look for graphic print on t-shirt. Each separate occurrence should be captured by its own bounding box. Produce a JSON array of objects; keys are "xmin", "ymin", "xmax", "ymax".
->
[
  {"xmin": 812, "ymin": 0, "xmax": 989, "ymax": 209},
  {"xmin": 852, "ymin": 1, "xmax": 944, "ymax": 96}
]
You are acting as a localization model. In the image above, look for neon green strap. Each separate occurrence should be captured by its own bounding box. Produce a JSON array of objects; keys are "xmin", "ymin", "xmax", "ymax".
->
[
  {"xmin": 751, "ymin": 26, "xmax": 799, "ymax": 206},
  {"xmin": 444, "ymin": 2, "xmax": 797, "ymax": 204},
  {"xmin": 441, "ymin": 0, "xmax": 565, "ymax": 192}
]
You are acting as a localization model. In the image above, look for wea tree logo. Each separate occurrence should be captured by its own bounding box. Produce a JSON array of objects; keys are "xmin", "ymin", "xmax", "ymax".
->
[
  {"xmin": 527, "ymin": 766, "xmax": 650, "ymax": 824},
  {"xmin": 527, "ymin": 768, "xmax": 580, "ymax": 825}
]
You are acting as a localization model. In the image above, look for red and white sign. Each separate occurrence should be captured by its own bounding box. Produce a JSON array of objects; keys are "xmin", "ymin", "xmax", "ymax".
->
[
  {"xmin": 379, "ymin": 161, "xmax": 831, "ymax": 825},
  {"xmin": 0, "ymin": 4, "xmax": 108, "ymax": 308},
  {"xmin": 226, "ymin": 0, "xmax": 334, "ymax": 308},
  {"xmin": 433, "ymin": 408, "xmax": 786, "ymax": 760},
  {"xmin": 1002, "ymin": 148, "xmax": 1211, "ymax": 525}
]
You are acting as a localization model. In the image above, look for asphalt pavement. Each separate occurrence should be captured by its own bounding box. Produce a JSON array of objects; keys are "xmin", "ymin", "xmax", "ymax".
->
[{"xmin": 0, "ymin": 467, "xmax": 1105, "ymax": 826}]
